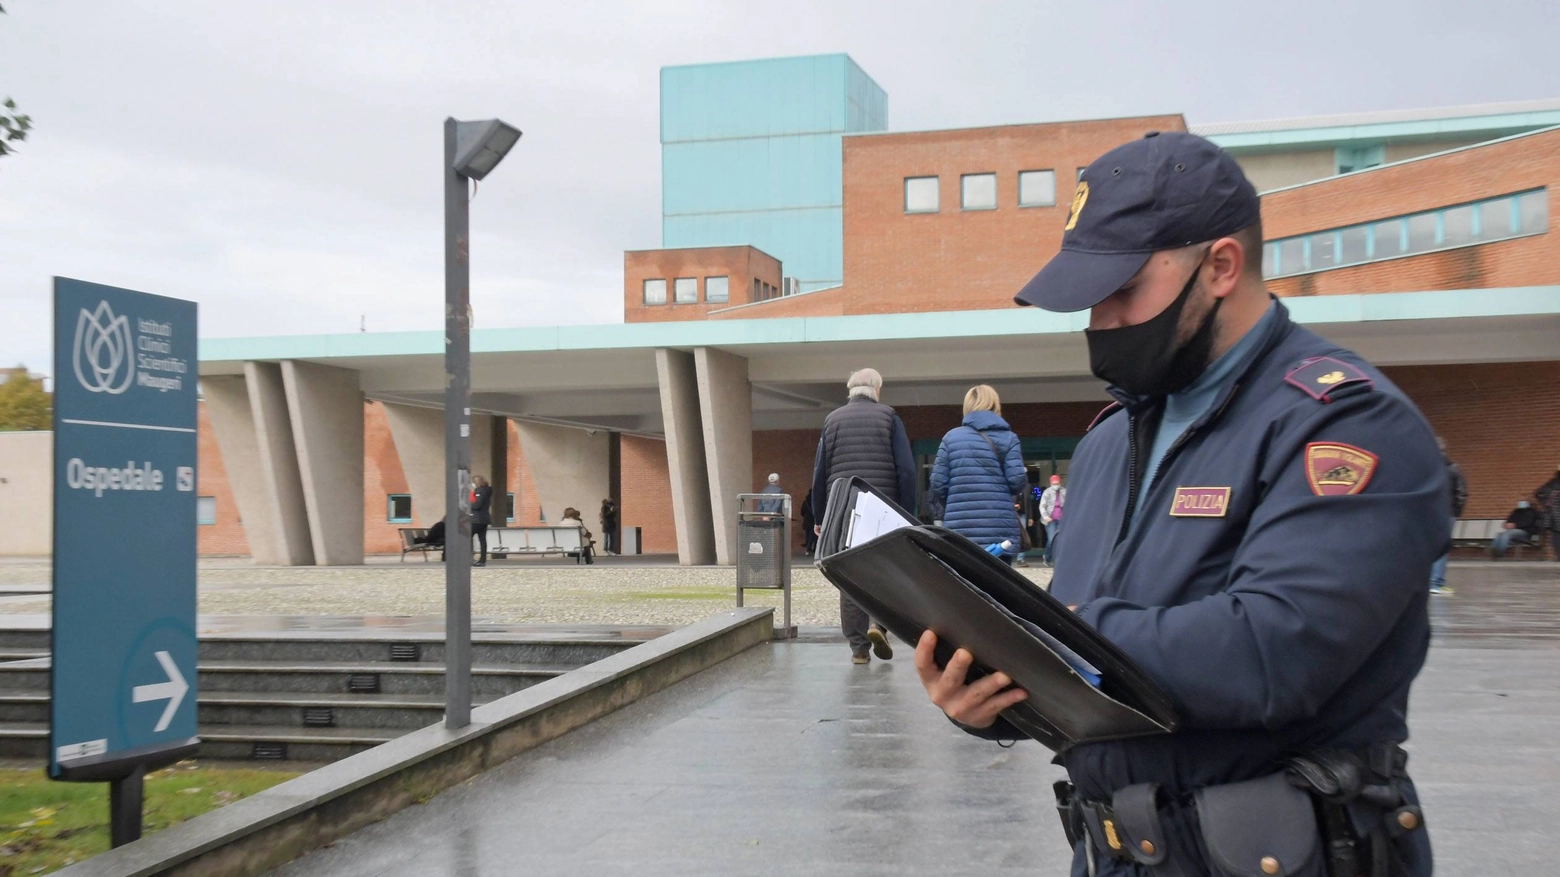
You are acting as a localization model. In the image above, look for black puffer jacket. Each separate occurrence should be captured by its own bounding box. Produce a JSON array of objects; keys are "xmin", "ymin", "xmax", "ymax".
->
[{"xmin": 811, "ymin": 395, "xmax": 917, "ymax": 521}]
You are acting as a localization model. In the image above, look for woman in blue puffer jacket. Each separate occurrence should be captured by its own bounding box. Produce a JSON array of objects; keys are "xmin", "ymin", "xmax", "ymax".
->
[{"xmin": 929, "ymin": 384, "xmax": 1027, "ymax": 561}]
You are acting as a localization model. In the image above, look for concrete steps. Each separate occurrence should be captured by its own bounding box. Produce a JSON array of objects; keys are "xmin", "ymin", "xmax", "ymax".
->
[{"xmin": 0, "ymin": 626, "xmax": 648, "ymax": 762}]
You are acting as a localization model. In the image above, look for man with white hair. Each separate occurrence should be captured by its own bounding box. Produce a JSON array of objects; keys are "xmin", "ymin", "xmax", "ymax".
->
[
  {"xmin": 811, "ymin": 367, "xmax": 917, "ymax": 664},
  {"xmin": 757, "ymin": 472, "xmax": 785, "ymax": 515}
]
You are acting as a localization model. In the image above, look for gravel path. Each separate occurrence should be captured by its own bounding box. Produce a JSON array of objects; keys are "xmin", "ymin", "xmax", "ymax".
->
[{"xmin": 0, "ymin": 559, "xmax": 1053, "ymax": 626}]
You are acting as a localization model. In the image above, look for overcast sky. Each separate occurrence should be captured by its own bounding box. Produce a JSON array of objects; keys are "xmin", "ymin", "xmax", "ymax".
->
[{"xmin": 3, "ymin": 0, "xmax": 1557, "ymax": 379}]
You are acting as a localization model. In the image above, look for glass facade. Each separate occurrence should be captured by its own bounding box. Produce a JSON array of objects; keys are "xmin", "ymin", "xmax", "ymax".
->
[
  {"xmin": 1264, "ymin": 189, "xmax": 1548, "ymax": 278},
  {"xmin": 643, "ymin": 278, "xmax": 667, "ymax": 305},
  {"xmin": 660, "ymin": 54, "xmax": 888, "ymax": 293},
  {"xmin": 705, "ymin": 276, "xmax": 729, "ymax": 303}
]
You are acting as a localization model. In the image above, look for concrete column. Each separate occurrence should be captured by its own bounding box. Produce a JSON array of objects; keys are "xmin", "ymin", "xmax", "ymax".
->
[
  {"xmin": 382, "ymin": 402, "xmax": 447, "ymax": 526},
  {"xmin": 204, "ymin": 375, "xmax": 279, "ymax": 564},
  {"xmin": 281, "ymin": 361, "xmax": 364, "ymax": 565},
  {"xmin": 243, "ymin": 362, "xmax": 314, "ymax": 566},
  {"xmin": 694, "ymin": 348, "xmax": 753, "ymax": 566},
  {"xmin": 655, "ymin": 348, "xmax": 715, "ymax": 565},
  {"xmin": 513, "ymin": 422, "xmax": 609, "ymax": 525}
]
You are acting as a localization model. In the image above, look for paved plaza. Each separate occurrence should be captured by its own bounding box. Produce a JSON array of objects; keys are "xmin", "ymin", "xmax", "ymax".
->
[
  {"xmin": 245, "ymin": 563, "xmax": 1558, "ymax": 877},
  {"xmin": 0, "ymin": 555, "xmax": 1052, "ymax": 626}
]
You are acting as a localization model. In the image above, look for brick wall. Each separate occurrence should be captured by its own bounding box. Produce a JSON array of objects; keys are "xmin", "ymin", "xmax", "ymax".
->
[
  {"xmin": 363, "ymin": 402, "xmax": 408, "ymax": 554},
  {"xmin": 620, "ymin": 434, "xmax": 677, "ymax": 554},
  {"xmin": 1384, "ymin": 361, "xmax": 1560, "ymax": 519},
  {"xmin": 1262, "ymin": 129, "xmax": 1559, "ymax": 297},
  {"xmin": 752, "ymin": 429, "xmax": 823, "ymax": 550},
  {"xmin": 196, "ymin": 402, "xmax": 249, "ymax": 556},
  {"xmin": 840, "ymin": 115, "xmax": 1187, "ymax": 315},
  {"xmin": 624, "ymin": 246, "xmax": 783, "ymax": 323}
]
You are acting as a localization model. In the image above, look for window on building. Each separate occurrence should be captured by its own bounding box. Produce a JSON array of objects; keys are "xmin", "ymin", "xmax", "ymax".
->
[
  {"xmin": 1277, "ymin": 237, "xmax": 1306, "ymax": 276},
  {"xmin": 961, "ymin": 173, "xmax": 997, "ymax": 210},
  {"xmin": 1406, "ymin": 213, "xmax": 1438, "ymax": 251},
  {"xmin": 1339, "ymin": 226, "xmax": 1369, "ymax": 265},
  {"xmin": 904, "ymin": 176, "xmax": 939, "ymax": 213},
  {"xmin": 753, "ymin": 278, "xmax": 762, "ymax": 301},
  {"xmin": 1517, "ymin": 189, "xmax": 1548, "ymax": 234},
  {"xmin": 1018, "ymin": 170, "xmax": 1056, "ymax": 207},
  {"xmin": 673, "ymin": 277, "xmax": 697, "ymax": 304},
  {"xmin": 1441, "ymin": 205, "xmax": 1475, "ymax": 248},
  {"xmin": 1478, "ymin": 200, "xmax": 1513, "ymax": 239},
  {"xmin": 1311, "ymin": 232, "xmax": 1340, "ymax": 270},
  {"xmin": 388, "ymin": 494, "xmax": 412, "ymax": 523},
  {"xmin": 1263, "ymin": 188, "xmax": 1548, "ymax": 279},
  {"xmin": 1373, "ymin": 219, "xmax": 1406, "ymax": 259},
  {"xmin": 506, "ymin": 493, "xmax": 516, "ymax": 523},
  {"xmin": 197, "ymin": 496, "xmax": 217, "ymax": 526},
  {"xmin": 643, "ymin": 278, "xmax": 667, "ymax": 305},
  {"xmin": 705, "ymin": 276, "xmax": 729, "ymax": 303},
  {"xmin": 1335, "ymin": 145, "xmax": 1384, "ymax": 175}
]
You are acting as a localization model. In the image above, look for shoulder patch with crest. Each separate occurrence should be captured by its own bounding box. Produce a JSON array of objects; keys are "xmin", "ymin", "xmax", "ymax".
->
[
  {"xmin": 1305, "ymin": 442, "xmax": 1378, "ymax": 496},
  {"xmin": 1285, "ymin": 357, "xmax": 1373, "ymax": 403}
]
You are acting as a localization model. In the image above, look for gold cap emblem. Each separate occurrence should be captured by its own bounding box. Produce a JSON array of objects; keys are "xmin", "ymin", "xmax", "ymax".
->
[
  {"xmin": 1065, "ymin": 181, "xmax": 1090, "ymax": 231},
  {"xmin": 1316, "ymin": 370, "xmax": 1347, "ymax": 385}
]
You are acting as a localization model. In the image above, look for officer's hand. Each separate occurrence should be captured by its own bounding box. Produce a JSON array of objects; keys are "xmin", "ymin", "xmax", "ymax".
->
[
  {"xmin": 914, "ymin": 630, "xmax": 1028, "ymax": 729},
  {"xmin": 814, "ymin": 525, "xmax": 821, "ymax": 536}
]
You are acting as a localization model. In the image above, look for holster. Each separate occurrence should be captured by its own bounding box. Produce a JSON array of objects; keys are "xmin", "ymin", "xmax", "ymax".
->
[{"xmin": 1283, "ymin": 745, "xmax": 1423, "ymax": 877}]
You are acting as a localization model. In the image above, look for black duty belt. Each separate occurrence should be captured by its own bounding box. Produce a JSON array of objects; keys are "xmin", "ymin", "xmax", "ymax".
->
[{"xmin": 1054, "ymin": 744, "xmax": 1424, "ymax": 877}]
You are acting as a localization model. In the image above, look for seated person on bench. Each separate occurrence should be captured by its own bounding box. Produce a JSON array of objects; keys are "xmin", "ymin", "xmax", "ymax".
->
[
  {"xmin": 561, "ymin": 507, "xmax": 596, "ymax": 565},
  {"xmin": 415, "ymin": 518, "xmax": 446, "ymax": 546},
  {"xmin": 1490, "ymin": 499, "xmax": 1540, "ymax": 558}
]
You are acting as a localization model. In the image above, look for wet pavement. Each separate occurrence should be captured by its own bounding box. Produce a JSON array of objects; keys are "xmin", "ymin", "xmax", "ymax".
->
[{"xmin": 259, "ymin": 563, "xmax": 1558, "ymax": 877}]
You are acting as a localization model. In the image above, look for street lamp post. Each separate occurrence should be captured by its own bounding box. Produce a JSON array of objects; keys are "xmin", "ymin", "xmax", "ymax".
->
[{"xmin": 444, "ymin": 117, "xmax": 521, "ymax": 730}]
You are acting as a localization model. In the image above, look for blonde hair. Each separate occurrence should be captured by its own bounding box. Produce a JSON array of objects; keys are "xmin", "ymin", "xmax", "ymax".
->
[
  {"xmin": 846, "ymin": 368, "xmax": 883, "ymax": 400},
  {"xmin": 962, "ymin": 384, "xmax": 1001, "ymax": 417}
]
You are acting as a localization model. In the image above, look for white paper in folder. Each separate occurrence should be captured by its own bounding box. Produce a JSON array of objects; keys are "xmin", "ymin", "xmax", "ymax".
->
[{"xmin": 845, "ymin": 491, "xmax": 917, "ymax": 548}]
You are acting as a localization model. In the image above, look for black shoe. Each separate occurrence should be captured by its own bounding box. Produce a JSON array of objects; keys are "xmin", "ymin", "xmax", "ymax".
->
[
  {"xmin": 473, "ymin": 561, "xmax": 486, "ymax": 567},
  {"xmin": 867, "ymin": 626, "xmax": 893, "ymax": 660}
]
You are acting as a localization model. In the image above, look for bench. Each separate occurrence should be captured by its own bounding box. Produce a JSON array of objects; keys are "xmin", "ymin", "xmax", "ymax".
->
[
  {"xmin": 398, "ymin": 528, "xmax": 442, "ymax": 562},
  {"xmin": 1450, "ymin": 519, "xmax": 1503, "ymax": 548},
  {"xmin": 487, "ymin": 525, "xmax": 591, "ymax": 563},
  {"xmin": 1451, "ymin": 518, "xmax": 1545, "ymax": 556}
]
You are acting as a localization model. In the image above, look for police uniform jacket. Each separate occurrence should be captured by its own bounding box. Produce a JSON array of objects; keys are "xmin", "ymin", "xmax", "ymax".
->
[{"xmin": 1043, "ymin": 301, "xmax": 1446, "ymax": 875}]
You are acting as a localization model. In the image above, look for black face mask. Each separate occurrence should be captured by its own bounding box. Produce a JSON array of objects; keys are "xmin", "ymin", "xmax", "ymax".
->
[{"xmin": 1084, "ymin": 260, "xmax": 1222, "ymax": 398}]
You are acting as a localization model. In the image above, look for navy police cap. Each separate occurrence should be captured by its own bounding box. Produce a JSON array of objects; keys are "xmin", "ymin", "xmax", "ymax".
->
[{"xmin": 1015, "ymin": 131, "xmax": 1260, "ymax": 313}]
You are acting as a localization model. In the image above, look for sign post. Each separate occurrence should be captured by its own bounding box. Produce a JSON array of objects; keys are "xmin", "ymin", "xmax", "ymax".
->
[{"xmin": 50, "ymin": 277, "xmax": 199, "ymax": 847}]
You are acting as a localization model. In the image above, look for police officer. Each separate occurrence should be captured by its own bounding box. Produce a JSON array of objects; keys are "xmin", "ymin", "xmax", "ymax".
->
[{"xmin": 914, "ymin": 132, "xmax": 1446, "ymax": 877}]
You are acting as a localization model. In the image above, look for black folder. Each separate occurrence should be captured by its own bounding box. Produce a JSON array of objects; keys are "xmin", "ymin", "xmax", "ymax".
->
[{"xmin": 815, "ymin": 477, "xmax": 1178, "ymax": 751}]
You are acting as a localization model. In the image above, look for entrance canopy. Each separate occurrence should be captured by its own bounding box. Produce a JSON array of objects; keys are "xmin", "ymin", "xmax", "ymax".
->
[{"xmin": 200, "ymin": 287, "xmax": 1560, "ymax": 436}]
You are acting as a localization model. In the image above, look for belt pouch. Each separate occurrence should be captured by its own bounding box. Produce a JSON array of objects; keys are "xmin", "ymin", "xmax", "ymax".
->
[{"xmin": 1195, "ymin": 773, "xmax": 1324, "ymax": 877}]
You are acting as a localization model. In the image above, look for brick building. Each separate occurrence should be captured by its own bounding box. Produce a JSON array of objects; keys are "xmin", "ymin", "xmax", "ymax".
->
[{"xmin": 188, "ymin": 56, "xmax": 1560, "ymax": 564}]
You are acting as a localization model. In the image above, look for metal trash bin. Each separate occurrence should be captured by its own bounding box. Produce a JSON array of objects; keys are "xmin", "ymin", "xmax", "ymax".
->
[{"xmin": 736, "ymin": 493, "xmax": 795, "ymax": 640}]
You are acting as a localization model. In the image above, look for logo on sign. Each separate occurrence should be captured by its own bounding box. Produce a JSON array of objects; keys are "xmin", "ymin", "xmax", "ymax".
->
[{"xmin": 73, "ymin": 301, "xmax": 135, "ymax": 395}]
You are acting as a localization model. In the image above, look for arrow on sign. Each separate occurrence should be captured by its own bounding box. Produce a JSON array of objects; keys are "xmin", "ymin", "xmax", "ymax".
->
[{"xmin": 132, "ymin": 650, "xmax": 189, "ymax": 733}]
